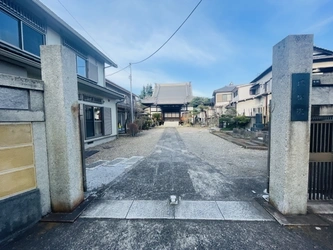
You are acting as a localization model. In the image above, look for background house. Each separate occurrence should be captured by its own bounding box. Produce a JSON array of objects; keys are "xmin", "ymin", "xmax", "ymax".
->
[
  {"xmin": 227, "ymin": 46, "xmax": 333, "ymax": 129},
  {"xmin": 106, "ymin": 79, "xmax": 139, "ymax": 133},
  {"xmin": 212, "ymin": 84, "xmax": 235, "ymax": 116},
  {"xmin": 229, "ymin": 83, "xmax": 253, "ymax": 115}
]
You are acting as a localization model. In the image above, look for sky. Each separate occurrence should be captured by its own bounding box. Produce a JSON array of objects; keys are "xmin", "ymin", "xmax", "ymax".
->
[{"xmin": 40, "ymin": 0, "xmax": 333, "ymax": 97}]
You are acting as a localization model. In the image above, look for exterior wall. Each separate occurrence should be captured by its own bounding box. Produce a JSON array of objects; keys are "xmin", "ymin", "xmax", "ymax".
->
[
  {"xmin": 79, "ymin": 94, "xmax": 118, "ymax": 149},
  {"xmin": 213, "ymin": 92, "xmax": 233, "ymax": 115},
  {"xmin": 0, "ymin": 61, "xmax": 27, "ymax": 77},
  {"xmin": 97, "ymin": 60, "xmax": 105, "ymax": 87},
  {"xmin": 0, "ymin": 73, "xmax": 49, "ymax": 244},
  {"xmin": 215, "ymin": 92, "xmax": 232, "ymax": 107},
  {"xmin": 236, "ymin": 99, "xmax": 255, "ymax": 116},
  {"xmin": 252, "ymin": 72, "xmax": 272, "ymax": 95},
  {"xmin": 235, "ymin": 72, "xmax": 273, "ymax": 125},
  {"xmin": 313, "ymin": 61, "xmax": 333, "ymax": 69},
  {"xmin": 46, "ymin": 27, "xmax": 62, "ymax": 45},
  {"xmin": 237, "ymin": 85, "xmax": 252, "ymax": 100}
]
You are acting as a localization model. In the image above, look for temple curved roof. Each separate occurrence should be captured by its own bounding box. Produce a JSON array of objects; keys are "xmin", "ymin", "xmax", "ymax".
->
[{"xmin": 141, "ymin": 82, "xmax": 193, "ymax": 105}]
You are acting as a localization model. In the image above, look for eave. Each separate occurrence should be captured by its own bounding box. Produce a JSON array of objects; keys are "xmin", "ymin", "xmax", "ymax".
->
[{"xmin": 78, "ymin": 77, "xmax": 124, "ymax": 100}]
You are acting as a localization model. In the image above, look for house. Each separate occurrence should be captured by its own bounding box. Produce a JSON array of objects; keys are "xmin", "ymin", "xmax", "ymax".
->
[
  {"xmin": 0, "ymin": 0, "xmax": 124, "ymax": 148},
  {"xmin": 230, "ymin": 46, "xmax": 333, "ymax": 128},
  {"xmin": 0, "ymin": 0, "xmax": 125, "ymax": 243},
  {"xmin": 211, "ymin": 84, "xmax": 235, "ymax": 116},
  {"xmin": 141, "ymin": 83, "xmax": 193, "ymax": 123},
  {"xmin": 105, "ymin": 79, "xmax": 139, "ymax": 132},
  {"xmin": 229, "ymin": 83, "xmax": 253, "ymax": 115}
]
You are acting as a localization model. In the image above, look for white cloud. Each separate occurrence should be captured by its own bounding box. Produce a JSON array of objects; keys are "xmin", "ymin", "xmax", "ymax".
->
[{"xmin": 304, "ymin": 16, "xmax": 333, "ymax": 33}]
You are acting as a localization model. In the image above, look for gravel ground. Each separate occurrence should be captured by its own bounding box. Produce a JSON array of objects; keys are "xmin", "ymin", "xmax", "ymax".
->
[
  {"xmin": 85, "ymin": 128, "xmax": 165, "ymax": 165},
  {"xmin": 85, "ymin": 126, "xmax": 268, "ymax": 199},
  {"xmin": 99, "ymin": 127, "xmax": 267, "ymax": 201},
  {"xmin": 177, "ymin": 127, "xmax": 268, "ymax": 178}
]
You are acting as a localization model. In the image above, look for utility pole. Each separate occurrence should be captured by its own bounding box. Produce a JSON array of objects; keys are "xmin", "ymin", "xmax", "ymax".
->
[{"xmin": 129, "ymin": 63, "xmax": 134, "ymax": 123}]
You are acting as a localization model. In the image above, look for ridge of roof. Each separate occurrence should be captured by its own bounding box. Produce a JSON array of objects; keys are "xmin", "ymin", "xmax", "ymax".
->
[{"xmin": 212, "ymin": 85, "xmax": 236, "ymax": 95}]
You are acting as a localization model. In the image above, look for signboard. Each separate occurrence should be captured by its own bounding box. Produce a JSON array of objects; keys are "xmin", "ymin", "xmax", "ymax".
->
[{"xmin": 291, "ymin": 73, "xmax": 310, "ymax": 121}]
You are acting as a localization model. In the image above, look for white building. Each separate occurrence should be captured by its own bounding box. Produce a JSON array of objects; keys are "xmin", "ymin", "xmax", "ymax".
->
[{"xmin": 0, "ymin": 0, "xmax": 124, "ymax": 148}]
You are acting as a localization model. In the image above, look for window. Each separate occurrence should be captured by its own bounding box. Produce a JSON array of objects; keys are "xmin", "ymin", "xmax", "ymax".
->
[
  {"xmin": 222, "ymin": 94, "xmax": 232, "ymax": 102},
  {"xmin": 77, "ymin": 55, "xmax": 87, "ymax": 77},
  {"xmin": 216, "ymin": 93, "xmax": 231, "ymax": 102},
  {"xmin": 0, "ymin": 10, "xmax": 44, "ymax": 56},
  {"xmin": 22, "ymin": 24, "xmax": 44, "ymax": 56},
  {"xmin": 233, "ymin": 90, "xmax": 238, "ymax": 98},
  {"xmin": 85, "ymin": 105, "xmax": 104, "ymax": 138},
  {"xmin": 0, "ymin": 10, "xmax": 20, "ymax": 47}
]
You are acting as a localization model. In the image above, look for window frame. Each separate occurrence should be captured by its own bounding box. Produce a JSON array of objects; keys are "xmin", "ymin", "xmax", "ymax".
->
[
  {"xmin": 221, "ymin": 94, "xmax": 231, "ymax": 102},
  {"xmin": 0, "ymin": 8, "xmax": 45, "ymax": 57},
  {"xmin": 76, "ymin": 55, "xmax": 87, "ymax": 78},
  {"xmin": 84, "ymin": 105, "xmax": 105, "ymax": 139}
]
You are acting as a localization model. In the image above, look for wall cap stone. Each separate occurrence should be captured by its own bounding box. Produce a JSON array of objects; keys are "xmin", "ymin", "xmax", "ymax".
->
[{"xmin": 0, "ymin": 73, "xmax": 44, "ymax": 91}]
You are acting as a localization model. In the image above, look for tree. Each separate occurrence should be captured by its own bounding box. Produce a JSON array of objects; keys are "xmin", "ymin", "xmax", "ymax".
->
[
  {"xmin": 146, "ymin": 84, "xmax": 153, "ymax": 96},
  {"xmin": 152, "ymin": 113, "xmax": 161, "ymax": 121},
  {"xmin": 139, "ymin": 84, "xmax": 153, "ymax": 99},
  {"xmin": 140, "ymin": 86, "xmax": 146, "ymax": 99},
  {"xmin": 190, "ymin": 96, "xmax": 211, "ymax": 107}
]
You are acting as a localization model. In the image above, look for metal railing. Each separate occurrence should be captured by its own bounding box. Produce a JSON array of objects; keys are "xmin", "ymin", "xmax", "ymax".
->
[{"xmin": 308, "ymin": 119, "xmax": 333, "ymax": 200}]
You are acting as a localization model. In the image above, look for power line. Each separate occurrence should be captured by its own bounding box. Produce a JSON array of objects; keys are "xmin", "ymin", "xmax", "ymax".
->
[
  {"xmin": 105, "ymin": 65, "xmax": 130, "ymax": 77},
  {"xmin": 57, "ymin": 0, "xmax": 115, "ymax": 64},
  {"xmin": 132, "ymin": 0, "xmax": 203, "ymax": 65},
  {"xmin": 107, "ymin": 0, "xmax": 203, "ymax": 76}
]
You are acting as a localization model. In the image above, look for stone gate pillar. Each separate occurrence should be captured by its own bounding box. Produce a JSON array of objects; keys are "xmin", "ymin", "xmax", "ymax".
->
[
  {"xmin": 41, "ymin": 45, "xmax": 83, "ymax": 212},
  {"xmin": 269, "ymin": 35, "xmax": 313, "ymax": 215}
]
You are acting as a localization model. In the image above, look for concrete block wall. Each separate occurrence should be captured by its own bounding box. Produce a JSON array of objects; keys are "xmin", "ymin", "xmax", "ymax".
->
[{"xmin": 0, "ymin": 73, "xmax": 50, "ymax": 244}]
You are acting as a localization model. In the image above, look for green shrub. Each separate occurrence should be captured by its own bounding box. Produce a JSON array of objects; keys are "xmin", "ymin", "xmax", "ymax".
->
[{"xmin": 234, "ymin": 115, "xmax": 250, "ymax": 128}]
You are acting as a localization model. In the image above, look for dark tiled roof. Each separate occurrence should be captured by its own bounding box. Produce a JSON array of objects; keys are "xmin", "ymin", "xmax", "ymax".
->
[
  {"xmin": 212, "ymin": 85, "xmax": 236, "ymax": 95},
  {"xmin": 141, "ymin": 83, "xmax": 193, "ymax": 105},
  {"xmin": 313, "ymin": 46, "xmax": 333, "ymax": 56}
]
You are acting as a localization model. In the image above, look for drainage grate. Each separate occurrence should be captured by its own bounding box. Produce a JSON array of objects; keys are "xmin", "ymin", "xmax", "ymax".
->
[{"xmin": 85, "ymin": 150, "xmax": 99, "ymax": 158}]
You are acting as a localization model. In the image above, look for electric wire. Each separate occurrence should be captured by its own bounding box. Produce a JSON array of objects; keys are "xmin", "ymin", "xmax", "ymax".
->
[
  {"xmin": 106, "ymin": 65, "xmax": 130, "ymax": 76},
  {"xmin": 107, "ymin": 0, "xmax": 203, "ymax": 76},
  {"xmin": 131, "ymin": 0, "xmax": 202, "ymax": 65}
]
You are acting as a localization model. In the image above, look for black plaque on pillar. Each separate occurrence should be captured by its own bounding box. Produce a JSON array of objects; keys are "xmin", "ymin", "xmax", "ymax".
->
[{"xmin": 291, "ymin": 73, "xmax": 310, "ymax": 121}]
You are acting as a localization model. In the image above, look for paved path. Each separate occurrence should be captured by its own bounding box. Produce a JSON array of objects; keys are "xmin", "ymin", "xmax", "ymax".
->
[
  {"xmin": 82, "ymin": 127, "xmax": 271, "ymax": 221},
  {"xmin": 4, "ymin": 128, "xmax": 333, "ymax": 250}
]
